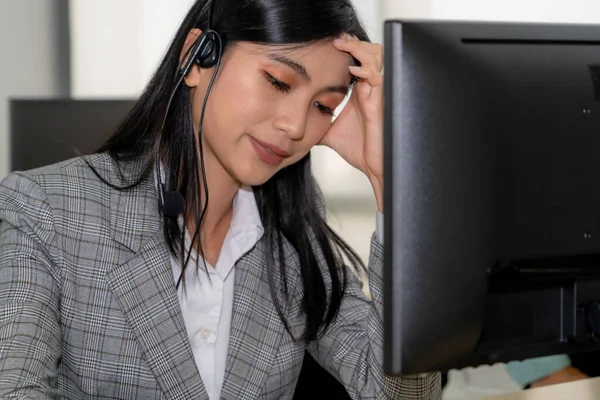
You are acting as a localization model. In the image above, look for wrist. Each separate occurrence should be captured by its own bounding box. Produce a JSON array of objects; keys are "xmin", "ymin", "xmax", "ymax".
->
[{"xmin": 368, "ymin": 174, "xmax": 383, "ymax": 213}]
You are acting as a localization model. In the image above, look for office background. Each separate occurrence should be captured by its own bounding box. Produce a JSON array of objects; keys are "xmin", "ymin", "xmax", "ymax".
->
[{"xmin": 1, "ymin": 1, "xmax": 600, "ymax": 399}]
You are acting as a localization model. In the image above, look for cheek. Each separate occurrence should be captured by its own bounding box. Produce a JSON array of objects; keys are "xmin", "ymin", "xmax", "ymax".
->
[
  {"xmin": 205, "ymin": 76, "xmax": 264, "ymax": 142},
  {"xmin": 304, "ymin": 117, "xmax": 333, "ymax": 146}
]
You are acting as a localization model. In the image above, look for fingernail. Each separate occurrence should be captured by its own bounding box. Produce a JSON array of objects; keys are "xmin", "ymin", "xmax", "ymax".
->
[{"xmin": 349, "ymin": 66, "xmax": 361, "ymax": 74}]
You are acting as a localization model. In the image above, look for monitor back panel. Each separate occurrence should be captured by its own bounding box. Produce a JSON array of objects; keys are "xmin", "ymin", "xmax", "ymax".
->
[{"xmin": 383, "ymin": 21, "xmax": 600, "ymax": 374}]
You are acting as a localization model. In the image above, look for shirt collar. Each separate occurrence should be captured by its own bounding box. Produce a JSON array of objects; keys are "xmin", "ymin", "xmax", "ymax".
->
[{"xmin": 230, "ymin": 185, "xmax": 263, "ymax": 239}]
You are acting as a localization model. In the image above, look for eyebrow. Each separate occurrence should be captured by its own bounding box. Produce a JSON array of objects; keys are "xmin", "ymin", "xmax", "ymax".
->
[
  {"xmin": 268, "ymin": 54, "xmax": 311, "ymax": 82},
  {"xmin": 323, "ymin": 84, "xmax": 350, "ymax": 96},
  {"xmin": 268, "ymin": 54, "xmax": 350, "ymax": 95}
]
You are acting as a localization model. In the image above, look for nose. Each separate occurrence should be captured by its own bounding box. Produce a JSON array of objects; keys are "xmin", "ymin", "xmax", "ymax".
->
[{"xmin": 272, "ymin": 105, "xmax": 308, "ymax": 141}]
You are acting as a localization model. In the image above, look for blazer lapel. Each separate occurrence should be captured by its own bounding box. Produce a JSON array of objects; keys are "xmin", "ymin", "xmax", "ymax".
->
[
  {"xmin": 102, "ymin": 156, "xmax": 207, "ymax": 399},
  {"xmin": 220, "ymin": 239, "xmax": 287, "ymax": 399},
  {"xmin": 107, "ymin": 232, "xmax": 209, "ymax": 400}
]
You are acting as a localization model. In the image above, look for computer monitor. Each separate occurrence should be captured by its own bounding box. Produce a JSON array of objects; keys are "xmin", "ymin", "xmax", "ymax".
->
[
  {"xmin": 10, "ymin": 99, "xmax": 136, "ymax": 172},
  {"xmin": 383, "ymin": 20, "xmax": 600, "ymax": 375}
]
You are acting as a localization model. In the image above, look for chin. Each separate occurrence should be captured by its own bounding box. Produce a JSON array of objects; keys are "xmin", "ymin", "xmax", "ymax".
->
[
  {"xmin": 240, "ymin": 174, "xmax": 274, "ymax": 187},
  {"xmin": 228, "ymin": 153, "xmax": 289, "ymax": 187},
  {"xmin": 233, "ymin": 167, "xmax": 277, "ymax": 187}
]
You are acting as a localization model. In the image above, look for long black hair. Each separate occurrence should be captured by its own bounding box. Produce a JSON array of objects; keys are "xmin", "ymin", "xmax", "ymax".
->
[{"xmin": 95, "ymin": 0, "xmax": 369, "ymax": 342}]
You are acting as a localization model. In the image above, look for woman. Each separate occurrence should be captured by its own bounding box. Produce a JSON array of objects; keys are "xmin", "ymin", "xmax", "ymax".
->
[{"xmin": 0, "ymin": 0, "xmax": 441, "ymax": 398}]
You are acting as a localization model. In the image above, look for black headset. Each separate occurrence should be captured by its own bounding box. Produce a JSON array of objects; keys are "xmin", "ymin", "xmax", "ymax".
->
[{"xmin": 157, "ymin": 0, "xmax": 223, "ymax": 218}]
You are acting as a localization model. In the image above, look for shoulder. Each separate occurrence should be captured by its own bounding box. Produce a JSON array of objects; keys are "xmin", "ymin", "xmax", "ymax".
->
[
  {"xmin": 1, "ymin": 153, "xmax": 107, "ymax": 211},
  {"xmin": 0, "ymin": 153, "xmax": 152, "ymax": 234},
  {"xmin": 2, "ymin": 152, "xmax": 119, "ymax": 190},
  {"xmin": 1, "ymin": 152, "xmax": 114, "ymax": 191}
]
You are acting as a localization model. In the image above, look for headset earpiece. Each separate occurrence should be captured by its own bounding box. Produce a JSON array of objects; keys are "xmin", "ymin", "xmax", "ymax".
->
[
  {"xmin": 181, "ymin": 31, "xmax": 219, "ymax": 78},
  {"xmin": 194, "ymin": 31, "xmax": 219, "ymax": 68}
]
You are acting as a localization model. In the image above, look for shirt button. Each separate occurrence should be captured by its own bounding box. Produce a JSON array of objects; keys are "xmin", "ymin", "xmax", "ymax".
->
[
  {"xmin": 192, "ymin": 329, "xmax": 212, "ymax": 347},
  {"xmin": 200, "ymin": 329, "xmax": 211, "ymax": 340}
]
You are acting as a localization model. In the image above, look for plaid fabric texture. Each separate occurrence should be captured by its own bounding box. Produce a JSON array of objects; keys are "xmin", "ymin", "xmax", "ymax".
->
[{"xmin": 0, "ymin": 154, "xmax": 441, "ymax": 399}]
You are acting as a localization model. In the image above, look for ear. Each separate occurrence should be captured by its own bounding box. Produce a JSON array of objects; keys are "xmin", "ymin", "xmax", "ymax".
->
[{"xmin": 180, "ymin": 28, "xmax": 203, "ymax": 88}]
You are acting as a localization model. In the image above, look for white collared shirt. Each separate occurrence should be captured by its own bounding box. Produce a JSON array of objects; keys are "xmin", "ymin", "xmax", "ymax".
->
[
  {"xmin": 172, "ymin": 187, "xmax": 383, "ymax": 400},
  {"xmin": 171, "ymin": 187, "xmax": 263, "ymax": 400}
]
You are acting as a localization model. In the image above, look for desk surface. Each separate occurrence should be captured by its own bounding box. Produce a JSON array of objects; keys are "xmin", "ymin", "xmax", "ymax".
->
[{"xmin": 484, "ymin": 377, "xmax": 600, "ymax": 400}]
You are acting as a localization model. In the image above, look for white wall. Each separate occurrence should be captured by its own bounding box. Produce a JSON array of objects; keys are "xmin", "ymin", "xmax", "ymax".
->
[
  {"xmin": 383, "ymin": 0, "xmax": 600, "ymax": 22},
  {"xmin": 69, "ymin": 0, "xmax": 143, "ymax": 98},
  {"xmin": 69, "ymin": 0, "xmax": 195, "ymax": 98},
  {"xmin": 140, "ymin": 0, "xmax": 197, "ymax": 86},
  {"xmin": 0, "ymin": 0, "xmax": 70, "ymax": 179}
]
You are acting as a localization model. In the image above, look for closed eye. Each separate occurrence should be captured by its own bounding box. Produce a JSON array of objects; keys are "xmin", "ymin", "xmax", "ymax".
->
[
  {"xmin": 264, "ymin": 72, "xmax": 291, "ymax": 93},
  {"xmin": 314, "ymin": 102, "xmax": 334, "ymax": 116},
  {"xmin": 264, "ymin": 71, "xmax": 336, "ymax": 116}
]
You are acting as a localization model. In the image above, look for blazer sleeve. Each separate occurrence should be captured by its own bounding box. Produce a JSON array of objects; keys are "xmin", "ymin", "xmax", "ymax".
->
[
  {"xmin": 0, "ymin": 172, "xmax": 62, "ymax": 399},
  {"xmin": 306, "ymin": 232, "xmax": 442, "ymax": 399}
]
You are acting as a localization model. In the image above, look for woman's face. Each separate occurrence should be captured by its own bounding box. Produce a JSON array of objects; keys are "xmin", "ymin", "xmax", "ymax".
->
[{"xmin": 186, "ymin": 37, "xmax": 354, "ymax": 186}]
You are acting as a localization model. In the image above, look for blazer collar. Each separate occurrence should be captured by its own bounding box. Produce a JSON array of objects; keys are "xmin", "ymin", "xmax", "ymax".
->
[{"xmin": 105, "ymin": 155, "xmax": 162, "ymax": 253}]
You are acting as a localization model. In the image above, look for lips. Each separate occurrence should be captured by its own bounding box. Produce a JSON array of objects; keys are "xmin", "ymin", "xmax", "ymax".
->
[
  {"xmin": 252, "ymin": 137, "xmax": 290, "ymax": 157},
  {"xmin": 249, "ymin": 137, "xmax": 291, "ymax": 166}
]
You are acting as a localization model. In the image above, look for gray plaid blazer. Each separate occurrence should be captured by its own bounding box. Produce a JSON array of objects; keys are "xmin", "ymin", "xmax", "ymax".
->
[{"xmin": 0, "ymin": 153, "xmax": 441, "ymax": 399}]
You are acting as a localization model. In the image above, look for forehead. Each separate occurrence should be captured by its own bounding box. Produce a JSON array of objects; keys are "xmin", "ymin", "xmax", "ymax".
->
[{"xmin": 229, "ymin": 41, "xmax": 354, "ymax": 82}]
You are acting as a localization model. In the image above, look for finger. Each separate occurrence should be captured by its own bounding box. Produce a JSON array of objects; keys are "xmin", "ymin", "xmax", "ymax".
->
[
  {"xmin": 333, "ymin": 36, "xmax": 383, "ymax": 71},
  {"xmin": 339, "ymin": 34, "xmax": 382, "ymax": 57},
  {"xmin": 349, "ymin": 66, "xmax": 383, "ymax": 87},
  {"xmin": 350, "ymin": 67, "xmax": 383, "ymax": 120},
  {"xmin": 337, "ymin": 42, "xmax": 383, "ymax": 73},
  {"xmin": 333, "ymin": 39, "xmax": 381, "ymax": 69}
]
